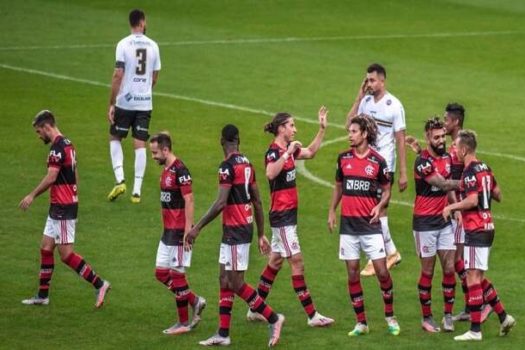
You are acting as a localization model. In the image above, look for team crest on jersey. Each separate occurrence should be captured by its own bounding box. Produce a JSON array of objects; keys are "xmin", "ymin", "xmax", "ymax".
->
[
  {"xmin": 386, "ymin": 99, "xmax": 392, "ymax": 106},
  {"xmin": 445, "ymin": 163, "xmax": 451, "ymax": 174},
  {"xmin": 365, "ymin": 96, "xmax": 372, "ymax": 102},
  {"xmin": 364, "ymin": 165, "xmax": 375, "ymax": 176},
  {"xmin": 219, "ymin": 168, "xmax": 230, "ymax": 180},
  {"xmin": 165, "ymin": 175, "xmax": 173, "ymax": 187}
]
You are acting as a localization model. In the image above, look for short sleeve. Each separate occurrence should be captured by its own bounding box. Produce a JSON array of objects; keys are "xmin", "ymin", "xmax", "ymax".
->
[
  {"xmin": 357, "ymin": 98, "xmax": 366, "ymax": 115},
  {"xmin": 378, "ymin": 158, "xmax": 391, "ymax": 185},
  {"xmin": 47, "ymin": 144, "xmax": 64, "ymax": 168},
  {"xmin": 115, "ymin": 41, "xmax": 125, "ymax": 68},
  {"xmin": 218, "ymin": 162, "xmax": 234, "ymax": 187},
  {"xmin": 415, "ymin": 156, "xmax": 435, "ymax": 180},
  {"xmin": 265, "ymin": 148, "xmax": 280, "ymax": 166},
  {"xmin": 176, "ymin": 166, "xmax": 192, "ymax": 196},
  {"xmin": 392, "ymin": 100, "xmax": 406, "ymax": 132},
  {"xmin": 462, "ymin": 169, "xmax": 478, "ymax": 195},
  {"xmin": 335, "ymin": 155, "xmax": 343, "ymax": 183},
  {"xmin": 154, "ymin": 43, "xmax": 161, "ymax": 71}
]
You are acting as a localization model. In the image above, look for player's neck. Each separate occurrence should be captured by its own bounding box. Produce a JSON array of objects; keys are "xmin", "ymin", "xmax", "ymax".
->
[
  {"xmin": 354, "ymin": 144, "xmax": 370, "ymax": 158},
  {"xmin": 224, "ymin": 146, "xmax": 239, "ymax": 158},
  {"xmin": 49, "ymin": 129, "xmax": 62, "ymax": 143},
  {"xmin": 464, "ymin": 154, "xmax": 477, "ymax": 167},
  {"xmin": 450, "ymin": 128, "xmax": 461, "ymax": 141},
  {"xmin": 165, "ymin": 154, "xmax": 176, "ymax": 167},
  {"xmin": 373, "ymin": 90, "xmax": 386, "ymax": 102},
  {"xmin": 274, "ymin": 137, "xmax": 288, "ymax": 149},
  {"xmin": 131, "ymin": 28, "xmax": 144, "ymax": 35}
]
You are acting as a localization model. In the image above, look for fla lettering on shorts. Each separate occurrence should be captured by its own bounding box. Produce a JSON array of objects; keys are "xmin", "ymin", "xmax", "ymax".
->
[
  {"xmin": 336, "ymin": 148, "xmax": 390, "ymax": 235},
  {"xmin": 160, "ymin": 159, "xmax": 192, "ymax": 245},
  {"xmin": 413, "ymin": 150, "xmax": 452, "ymax": 231},
  {"xmin": 48, "ymin": 136, "xmax": 78, "ymax": 220},
  {"xmin": 115, "ymin": 33, "xmax": 161, "ymax": 111},
  {"xmin": 219, "ymin": 153, "xmax": 255, "ymax": 244},
  {"xmin": 265, "ymin": 142, "xmax": 301, "ymax": 227},
  {"xmin": 357, "ymin": 92, "xmax": 405, "ymax": 172},
  {"xmin": 460, "ymin": 161, "xmax": 497, "ymax": 247}
]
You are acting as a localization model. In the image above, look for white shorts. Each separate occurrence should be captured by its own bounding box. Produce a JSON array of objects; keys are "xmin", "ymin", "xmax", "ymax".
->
[
  {"xmin": 464, "ymin": 246, "xmax": 490, "ymax": 271},
  {"xmin": 271, "ymin": 225, "xmax": 301, "ymax": 258},
  {"xmin": 451, "ymin": 219, "xmax": 465, "ymax": 244},
  {"xmin": 219, "ymin": 243, "xmax": 250, "ymax": 271},
  {"xmin": 155, "ymin": 241, "xmax": 192, "ymax": 271},
  {"xmin": 413, "ymin": 226, "xmax": 455, "ymax": 258},
  {"xmin": 43, "ymin": 216, "xmax": 76, "ymax": 244},
  {"xmin": 339, "ymin": 234, "xmax": 386, "ymax": 261}
]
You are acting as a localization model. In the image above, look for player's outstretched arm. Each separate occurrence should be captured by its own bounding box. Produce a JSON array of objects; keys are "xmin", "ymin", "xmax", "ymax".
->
[
  {"xmin": 19, "ymin": 167, "xmax": 59, "ymax": 211},
  {"xmin": 426, "ymin": 174, "xmax": 460, "ymax": 192},
  {"xmin": 405, "ymin": 135, "xmax": 422, "ymax": 154},
  {"xmin": 297, "ymin": 106, "xmax": 328, "ymax": 160},
  {"xmin": 328, "ymin": 182, "xmax": 343, "ymax": 233}
]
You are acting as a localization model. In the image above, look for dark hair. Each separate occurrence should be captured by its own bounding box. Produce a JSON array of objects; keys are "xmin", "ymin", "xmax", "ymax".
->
[
  {"xmin": 445, "ymin": 102, "xmax": 465, "ymax": 127},
  {"xmin": 367, "ymin": 63, "xmax": 386, "ymax": 79},
  {"xmin": 424, "ymin": 116, "xmax": 445, "ymax": 132},
  {"xmin": 32, "ymin": 110, "xmax": 56, "ymax": 127},
  {"xmin": 129, "ymin": 9, "xmax": 145, "ymax": 27},
  {"xmin": 457, "ymin": 129, "xmax": 477, "ymax": 153},
  {"xmin": 222, "ymin": 124, "xmax": 239, "ymax": 143},
  {"xmin": 150, "ymin": 132, "xmax": 172, "ymax": 150},
  {"xmin": 264, "ymin": 112, "xmax": 292, "ymax": 135},
  {"xmin": 349, "ymin": 114, "xmax": 378, "ymax": 146}
]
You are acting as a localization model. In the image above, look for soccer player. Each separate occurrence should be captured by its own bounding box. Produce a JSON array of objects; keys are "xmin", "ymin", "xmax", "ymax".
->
[
  {"xmin": 19, "ymin": 110, "xmax": 110, "ymax": 307},
  {"xmin": 107, "ymin": 9, "xmax": 161, "ymax": 203},
  {"xmin": 328, "ymin": 114, "xmax": 400, "ymax": 336},
  {"xmin": 249, "ymin": 107, "xmax": 334, "ymax": 327},
  {"xmin": 149, "ymin": 133, "xmax": 206, "ymax": 335},
  {"xmin": 412, "ymin": 117, "xmax": 461, "ymax": 333},
  {"xmin": 443, "ymin": 130, "xmax": 515, "ymax": 341},
  {"xmin": 184, "ymin": 125, "xmax": 284, "ymax": 347},
  {"xmin": 346, "ymin": 63, "xmax": 406, "ymax": 276}
]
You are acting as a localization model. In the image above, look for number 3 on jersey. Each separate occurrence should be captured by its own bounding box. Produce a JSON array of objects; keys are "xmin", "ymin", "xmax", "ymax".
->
[{"xmin": 136, "ymin": 48, "xmax": 147, "ymax": 75}]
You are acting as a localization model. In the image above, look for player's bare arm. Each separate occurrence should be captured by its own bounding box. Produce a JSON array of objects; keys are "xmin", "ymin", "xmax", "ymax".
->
[
  {"xmin": 183, "ymin": 192, "xmax": 194, "ymax": 235},
  {"xmin": 249, "ymin": 182, "xmax": 270, "ymax": 255},
  {"xmin": 297, "ymin": 106, "xmax": 327, "ymax": 160},
  {"xmin": 425, "ymin": 173, "xmax": 460, "ymax": 192},
  {"xmin": 345, "ymin": 77, "xmax": 367, "ymax": 129},
  {"xmin": 266, "ymin": 141, "xmax": 301, "ymax": 180},
  {"xmin": 152, "ymin": 70, "xmax": 160, "ymax": 87},
  {"xmin": 370, "ymin": 184, "xmax": 391, "ymax": 223},
  {"xmin": 328, "ymin": 182, "xmax": 343, "ymax": 233},
  {"xmin": 442, "ymin": 193, "xmax": 478, "ymax": 221},
  {"xmin": 107, "ymin": 67, "xmax": 124, "ymax": 125},
  {"xmin": 492, "ymin": 185, "xmax": 502, "ymax": 202},
  {"xmin": 394, "ymin": 129, "xmax": 408, "ymax": 192},
  {"xmin": 19, "ymin": 167, "xmax": 59, "ymax": 210}
]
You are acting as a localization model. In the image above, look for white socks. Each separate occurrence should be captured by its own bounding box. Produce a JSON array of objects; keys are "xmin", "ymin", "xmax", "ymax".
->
[
  {"xmin": 110, "ymin": 140, "xmax": 124, "ymax": 183},
  {"xmin": 380, "ymin": 216, "xmax": 397, "ymax": 255},
  {"xmin": 133, "ymin": 147, "xmax": 146, "ymax": 196}
]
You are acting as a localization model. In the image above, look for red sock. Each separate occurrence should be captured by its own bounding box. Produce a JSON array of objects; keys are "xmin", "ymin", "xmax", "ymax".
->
[
  {"xmin": 378, "ymin": 274, "xmax": 394, "ymax": 317},
  {"xmin": 348, "ymin": 280, "xmax": 366, "ymax": 324},
  {"xmin": 292, "ymin": 275, "xmax": 316, "ymax": 318},
  {"xmin": 169, "ymin": 271, "xmax": 193, "ymax": 324},
  {"xmin": 155, "ymin": 268, "xmax": 171, "ymax": 287},
  {"xmin": 64, "ymin": 253, "xmax": 103, "ymax": 289},
  {"xmin": 218, "ymin": 288, "xmax": 234, "ymax": 337},
  {"xmin": 468, "ymin": 283, "xmax": 483, "ymax": 332},
  {"xmin": 455, "ymin": 259, "xmax": 468, "ymax": 310},
  {"xmin": 418, "ymin": 272, "xmax": 433, "ymax": 317},
  {"xmin": 482, "ymin": 278, "xmax": 506, "ymax": 318},
  {"xmin": 257, "ymin": 265, "xmax": 279, "ymax": 300},
  {"xmin": 442, "ymin": 272, "xmax": 456, "ymax": 314},
  {"xmin": 237, "ymin": 283, "xmax": 278, "ymax": 323},
  {"xmin": 38, "ymin": 249, "xmax": 54, "ymax": 298}
]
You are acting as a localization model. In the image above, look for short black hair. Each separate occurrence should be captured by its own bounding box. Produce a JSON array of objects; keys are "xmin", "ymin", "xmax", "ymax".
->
[
  {"xmin": 150, "ymin": 132, "xmax": 172, "ymax": 151},
  {"xmin": 222, "ymin": 124, "xmax": 239, "ymax": 143},
  {"xmin": 129, "ymin": 9, "xmax": 145, "ymax": 27},
  {"xmin": 445, "ymin": 102, "xmax": 465, "ymax": 127},
  {"xmin": 367, "ymin": 63, "xmax": 386, "ymax": 79},
  {"xmin": 32, "ymin": 110, "xmax": 56, "ymax": 127}
]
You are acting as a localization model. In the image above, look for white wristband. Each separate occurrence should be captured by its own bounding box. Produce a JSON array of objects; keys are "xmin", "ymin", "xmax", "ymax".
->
[{"xmin": 282, "ymin": 152, "xmax": 290, "ymax": 161}]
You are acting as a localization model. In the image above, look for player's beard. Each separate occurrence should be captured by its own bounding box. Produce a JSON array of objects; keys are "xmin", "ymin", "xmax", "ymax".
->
[
  {"xmin": 40, "ymin": 135, "xmax": 51, "ymax": 144},
  {"xmin": 431, "ymin": 143, "xmax": 446, "ymax": 156},
  {"xmin": 156, "ymin": 157, "xmax": 166, "ymax": 165}
]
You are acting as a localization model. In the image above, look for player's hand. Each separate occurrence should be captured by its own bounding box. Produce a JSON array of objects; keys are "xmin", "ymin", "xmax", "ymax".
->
[
  {"xmin": 108, "ymin": 105, "xmax": 115, "ymax": 125},
  {"xmin": 369, "ymin": 205, "xmax": 381, "ymax": 223},
  {"xmin": 19, "ymin": 194, "xmax": 34, "ymax": 211},
  {"xmin": 398, "ymin": 173, "xmax": 408, "ymax": 192},
  {"xmin": 357, "ymin": 77, "xmax": 368, "ymax": 99},
  {"xmin": 318, "ymin": 106, "xmax": 328, "ymax": 129},
  {"xmin": 288, "ymin": 141, "xmax": 302, "ymax": 155},
  {"xmin": 258, "ymin": 236, "xmax": 271, "ymax": 255},
  {"xmin": 442, "ymin": 206, "xmax": 452, "ymax": 221},
  {"xmin": 327, "ymin": 210, "xmax": 337, "ymax": 233},
  {"xmin": 405, "ymin": 135, "xmax": 422, "ymax": 154},
  {"xmin": 183, "ymin": 228, "xmax": 198, "ymax": 251},
  {"xmin": 454, "ymin": 210, "xmax": 462, "ymax": 226}
]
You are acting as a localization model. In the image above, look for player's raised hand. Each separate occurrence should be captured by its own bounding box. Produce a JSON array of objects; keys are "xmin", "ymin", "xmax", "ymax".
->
[
  {"xmin": 258, "ymin": 236, "xmax": 271, "ymax": 255},
  {"xmin": 318, "ymin": 106, "xmax": 328, "ymax": 129},
  {"xmin": 107, "ymin": 105, "xmax": 115, "ymax": 125},
  {"xmin": 19, "ymin": 194, "xmax": 34, "ymax": 211},
  {"xmin": 405, "ymin": 135, "xmax": 422, "ymax": 154},
  {"xmin": 327, "ymin": 210, "xmax": 337, "ymax": 233},
  {"xmin": 288, "ymin": 141, "xmax": 302, "ymax": 155},
  {"xmin": 357, "ymin": 76, "xmax": 368, "ymax": 100},
  {"xmin": 369, "ymin": 204, "xmax": 381, "ymax": 223}
]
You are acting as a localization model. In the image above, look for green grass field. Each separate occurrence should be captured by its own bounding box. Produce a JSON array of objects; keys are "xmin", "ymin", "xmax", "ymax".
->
[{"xmin": 1, "ymin": 1, "xmax": 524, "ymax": 349}]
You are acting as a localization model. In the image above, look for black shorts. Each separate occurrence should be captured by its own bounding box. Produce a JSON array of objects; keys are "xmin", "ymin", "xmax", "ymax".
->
[
  {"xmin": 110, "ymin": 107, "xmax": 151, "ymax": 141},
  {"xmin": 377, "ymin": 172, "xmax": 395, "ymax": 207}
]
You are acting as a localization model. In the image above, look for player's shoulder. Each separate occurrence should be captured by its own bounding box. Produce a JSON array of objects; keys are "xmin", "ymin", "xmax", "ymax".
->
[
  {"xmin": 384, "ymin": 92, "xmax": 403, "ymax": 108},
  {"xmin": 116, "ymin": 34, "xmax": 133, "ymax": 47},
  {"xmin": 368, "ymin": 148, "xmax": 386, "ymax": 163},
  {"xmin": 338, "ymin": 148, "xmax": 353, "ymax": 159}
]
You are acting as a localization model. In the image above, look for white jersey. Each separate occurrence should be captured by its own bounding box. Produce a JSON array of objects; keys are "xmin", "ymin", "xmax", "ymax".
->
[
  {"xmin": 114, "ymin": 33, "xmax": 161, "ymax": 111},
  {"xmin": 357, "ymin": 91, "xmax": 405, "ymax": 172}
]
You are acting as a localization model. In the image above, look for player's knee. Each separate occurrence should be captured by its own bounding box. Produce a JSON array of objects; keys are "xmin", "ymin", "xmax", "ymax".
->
[{"xmin": 376, "ymin": 269, "xmax": 390, "ymax": 282}]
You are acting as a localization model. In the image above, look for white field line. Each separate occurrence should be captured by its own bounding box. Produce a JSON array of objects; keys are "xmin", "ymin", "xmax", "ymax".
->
[
  {"xmin": 0, "ymin": 30, "xmax": 522, "ymax": 51},
  {"xmin": 1, "ymin": 62, "xmax": 523, "ymax": 223}
]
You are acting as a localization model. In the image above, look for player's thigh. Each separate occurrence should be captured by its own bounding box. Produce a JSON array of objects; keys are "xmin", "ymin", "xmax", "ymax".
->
[
  {"xmin": 270, "ymin": 225, "xmax": 301, "ymax": 258},
  {"xmin": 43, "ymin": 217, "xmax": 76, "ymax": 245},
  {"xmin": 339, "ymin": 234, "xmax": 362, "ymax": 261},
  {"xmin": 110, "ymin": 107, "xmax": 133, "ymax": 138},
  {"xmin": 464, "ymin": 245, "xmax": 490, "ymax": 271},
  {"xmin": 219, "ymin": 243, "xmax": 250, "ymax": 271},
  {"xmin": 413, "ymin": 230, "xmax": 438, "ymax": 258},
  {"xmin": 131, "ymin": 110, "xmax": 151, "ymax": 141},
  {"xmin": 361, "ymin": 234, "xmax": 387, "ymax": 261},
  {"xmin": 155, "ymin": 240, "xmax": 174, "ymax": 268},
  {"xmin": 451, "ymin": 219, "xmax": 465, "ymax": 244}
]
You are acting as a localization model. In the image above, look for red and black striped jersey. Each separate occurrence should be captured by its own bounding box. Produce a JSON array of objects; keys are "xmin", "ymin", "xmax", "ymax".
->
[
  {"xmin": 265, "ymin": 143, "xmax": 301, "ymax": 227},
  {"xmin": 48, "ymin": 135, "xmax": 78, "ymax": 220},
  {"xmin": 336, "ymin": 148, "xmax": 390, "ymax": 235},
  {"xmin": 413, "ymin": 150, "xmax": 452, "ymax": 231},
  {"xmin": 449, "ymin": 142, "xmax": 464, "ymax": 201},
  {"xmin": 219, "ymin": 152, "xmax": 255, "ymax": 244},
  {"xmin": 160, "ymin": 159, "xmax": 192, "ymax": 245},
  {"xmin": 459, "ymin": 160, "xmax": 497, "ymax": 247}
]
